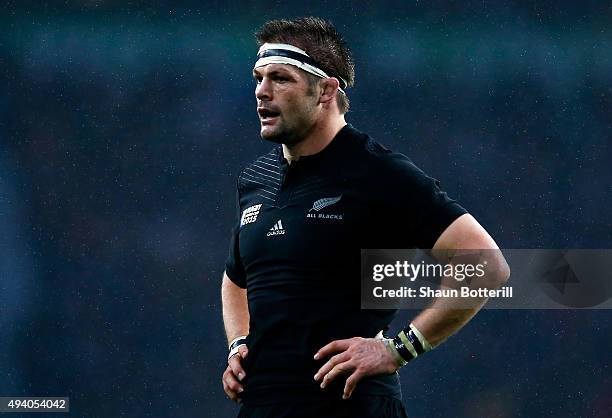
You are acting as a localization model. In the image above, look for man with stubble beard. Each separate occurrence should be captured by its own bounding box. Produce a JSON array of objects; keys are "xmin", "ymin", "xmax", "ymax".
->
[{"xmin": 221, "ymin": 17, "xmax": 509, "ymax": 418}]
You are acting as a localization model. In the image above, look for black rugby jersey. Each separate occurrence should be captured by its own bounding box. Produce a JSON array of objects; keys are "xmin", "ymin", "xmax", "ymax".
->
[{"xmin": 225, "ymin": 124, "xmax": 467, "ymax": 405}]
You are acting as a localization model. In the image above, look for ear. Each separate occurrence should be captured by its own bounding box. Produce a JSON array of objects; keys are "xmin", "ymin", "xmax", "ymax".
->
[{"xmin": 319, "ymin": 78, "xmax": 340, "ymax": 105}]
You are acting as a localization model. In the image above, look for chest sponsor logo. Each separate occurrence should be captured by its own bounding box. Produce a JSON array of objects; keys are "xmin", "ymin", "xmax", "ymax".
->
[
  {"xmin": 266, "ymin": 219, "xmax": 286, "ymax": 236},
  {"xmin": 306, "ymin": 195, "xmax": 344, "ymax": 220},
  {"xmin": 240, "ymin": 204, "xmax": 262, "ymax": 227}
]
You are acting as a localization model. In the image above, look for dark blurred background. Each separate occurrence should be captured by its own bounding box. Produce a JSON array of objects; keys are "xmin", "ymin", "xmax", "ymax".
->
[{"xmin": 1, "ymin": 1, "xmax": 611, "ymax": 417}]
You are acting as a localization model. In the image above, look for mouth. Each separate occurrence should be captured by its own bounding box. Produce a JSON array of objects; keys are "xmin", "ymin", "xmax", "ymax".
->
[{"xmin": 257, "ymin": 107, "xmax": 281, "ymax": 124}]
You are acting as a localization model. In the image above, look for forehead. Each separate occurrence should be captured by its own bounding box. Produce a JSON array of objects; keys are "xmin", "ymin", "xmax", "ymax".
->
[{"xmin": 253, "ymin": 63, "xmax": 302, "ymax": 77}]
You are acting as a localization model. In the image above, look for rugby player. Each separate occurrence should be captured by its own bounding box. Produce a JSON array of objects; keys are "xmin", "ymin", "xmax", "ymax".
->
[{"xmin": 221, "ymin": 17, "xmax": 510, "ymax": 418}]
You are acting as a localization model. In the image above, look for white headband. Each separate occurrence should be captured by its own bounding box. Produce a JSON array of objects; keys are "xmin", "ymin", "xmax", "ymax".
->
[{"xmin": 254, "ymin": 43, "xmax": 347, "ymax": 94}]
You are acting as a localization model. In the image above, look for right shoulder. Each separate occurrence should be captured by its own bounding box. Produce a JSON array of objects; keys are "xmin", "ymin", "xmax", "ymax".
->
[{"xmin": 236, "ymin": 147, "xmax": 283, "ymax": 199}]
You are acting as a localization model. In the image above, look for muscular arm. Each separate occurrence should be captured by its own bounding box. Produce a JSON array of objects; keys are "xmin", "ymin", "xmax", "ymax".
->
[
  {"xmin": 412, "ymin": 213, "xmax": 511, "ymax": 347},
  {"xmin": 221, "ymin": 272, "xmax": 250, "ymax": 402},
  {"xmin": 314, "ymin": 213, "xmax": 510, "ymax": 399},
  {"xmin": 221, "ymin": 271, "xmax": 250, "ymax": 344}
]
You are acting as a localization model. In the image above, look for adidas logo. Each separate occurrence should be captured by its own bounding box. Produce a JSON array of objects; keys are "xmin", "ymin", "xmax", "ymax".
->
[{"xmin": 266, "ymin": 220, "xmax": 286, "ymax": 237}]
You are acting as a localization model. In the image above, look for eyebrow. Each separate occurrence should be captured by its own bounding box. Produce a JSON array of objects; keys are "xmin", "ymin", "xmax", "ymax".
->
[{"xmin": 252, "ymin": 69, "xmax": 294, "ymax": 79}]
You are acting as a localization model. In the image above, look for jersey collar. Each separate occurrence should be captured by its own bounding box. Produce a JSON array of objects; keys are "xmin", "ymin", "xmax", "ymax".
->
[{"xmin": 277, "ymin": 124, "xmax": 355, "ymax": 167}]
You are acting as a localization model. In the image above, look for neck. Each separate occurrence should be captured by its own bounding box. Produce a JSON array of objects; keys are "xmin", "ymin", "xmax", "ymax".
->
[{"xmin": 282, "ymin": 115, "xmax": 347, "ymax": 163}]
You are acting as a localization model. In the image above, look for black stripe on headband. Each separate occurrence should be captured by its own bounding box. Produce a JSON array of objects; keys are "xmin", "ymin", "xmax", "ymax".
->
[{"xmin": 257, "ymin": 49, "xmax": 348, "ymax": 89}]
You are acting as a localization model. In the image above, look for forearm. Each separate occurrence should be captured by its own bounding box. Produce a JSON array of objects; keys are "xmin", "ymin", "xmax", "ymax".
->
[
  {"xmin": 221, "ymin": 272, "xmax": 250, "ymax": 344},
  {"xmin": 412, "ymin": 248, "xmax": 510, "ymax": 347},
  {"xmin": 411, "ymin": 307, "xmax": 480, "ymax": 348}
]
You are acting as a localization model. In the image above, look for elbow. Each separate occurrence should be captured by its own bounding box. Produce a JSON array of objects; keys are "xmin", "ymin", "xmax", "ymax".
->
[{"xmin": 487, "ymin": 252, "xmax": 511, "ymax": 289}]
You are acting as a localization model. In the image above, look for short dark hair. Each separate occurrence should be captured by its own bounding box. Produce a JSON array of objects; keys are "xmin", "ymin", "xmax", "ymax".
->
[{"xmin": 255, "ymin": 17, "xmax": 355, "ymax": 114}]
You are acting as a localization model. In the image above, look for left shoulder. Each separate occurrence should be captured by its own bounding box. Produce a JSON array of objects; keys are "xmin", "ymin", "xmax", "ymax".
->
[
  {"xmin": 344, "ymin": 126, "xmax": 445, "ymax": 194},
  {"xmin": 368, "ymin": 143, "xmax": 437, "ymax": 189}
]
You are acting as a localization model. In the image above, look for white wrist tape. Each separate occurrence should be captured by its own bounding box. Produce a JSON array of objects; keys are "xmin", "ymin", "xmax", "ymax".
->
[{"xmin": 227, "ymin": 335, "xmax": 247, "ymax": 361}]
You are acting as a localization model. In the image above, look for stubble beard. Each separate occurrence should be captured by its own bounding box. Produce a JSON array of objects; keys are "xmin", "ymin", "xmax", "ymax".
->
[
  {"xmin": 261, "ymin": 123, "xmax": 314, "ymax": 146},
  {"xmin": 260, "ymin": 118, "xmax": 301, "ymax": 145},
  {"xmin": 260, "ymin": 90, "xmax": 318, "ymax": 146}
]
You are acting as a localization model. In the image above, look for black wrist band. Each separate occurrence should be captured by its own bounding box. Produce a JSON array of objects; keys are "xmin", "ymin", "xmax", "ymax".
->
[
  {"xmin": 406, "ymin": 329, "xmax": 425, "ymax": 355},
  {"xmin": 392, "ymin": 337, "xmax": 415, "ymax": 363},
  {"xmin": 392, "ymin": 324, "xmax": 433, "ymax": 363}
]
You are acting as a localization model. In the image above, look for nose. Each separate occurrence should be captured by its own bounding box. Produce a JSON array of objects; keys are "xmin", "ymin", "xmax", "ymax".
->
[{"xmin": 255, "ymin": 77, "xmax": 272, "ymax": 101}]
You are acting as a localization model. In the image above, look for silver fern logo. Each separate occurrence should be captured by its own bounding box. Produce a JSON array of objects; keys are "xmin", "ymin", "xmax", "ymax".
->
[{"xmin": 309, "ymin": 195, "xmax": 342, "ymax": 212}]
